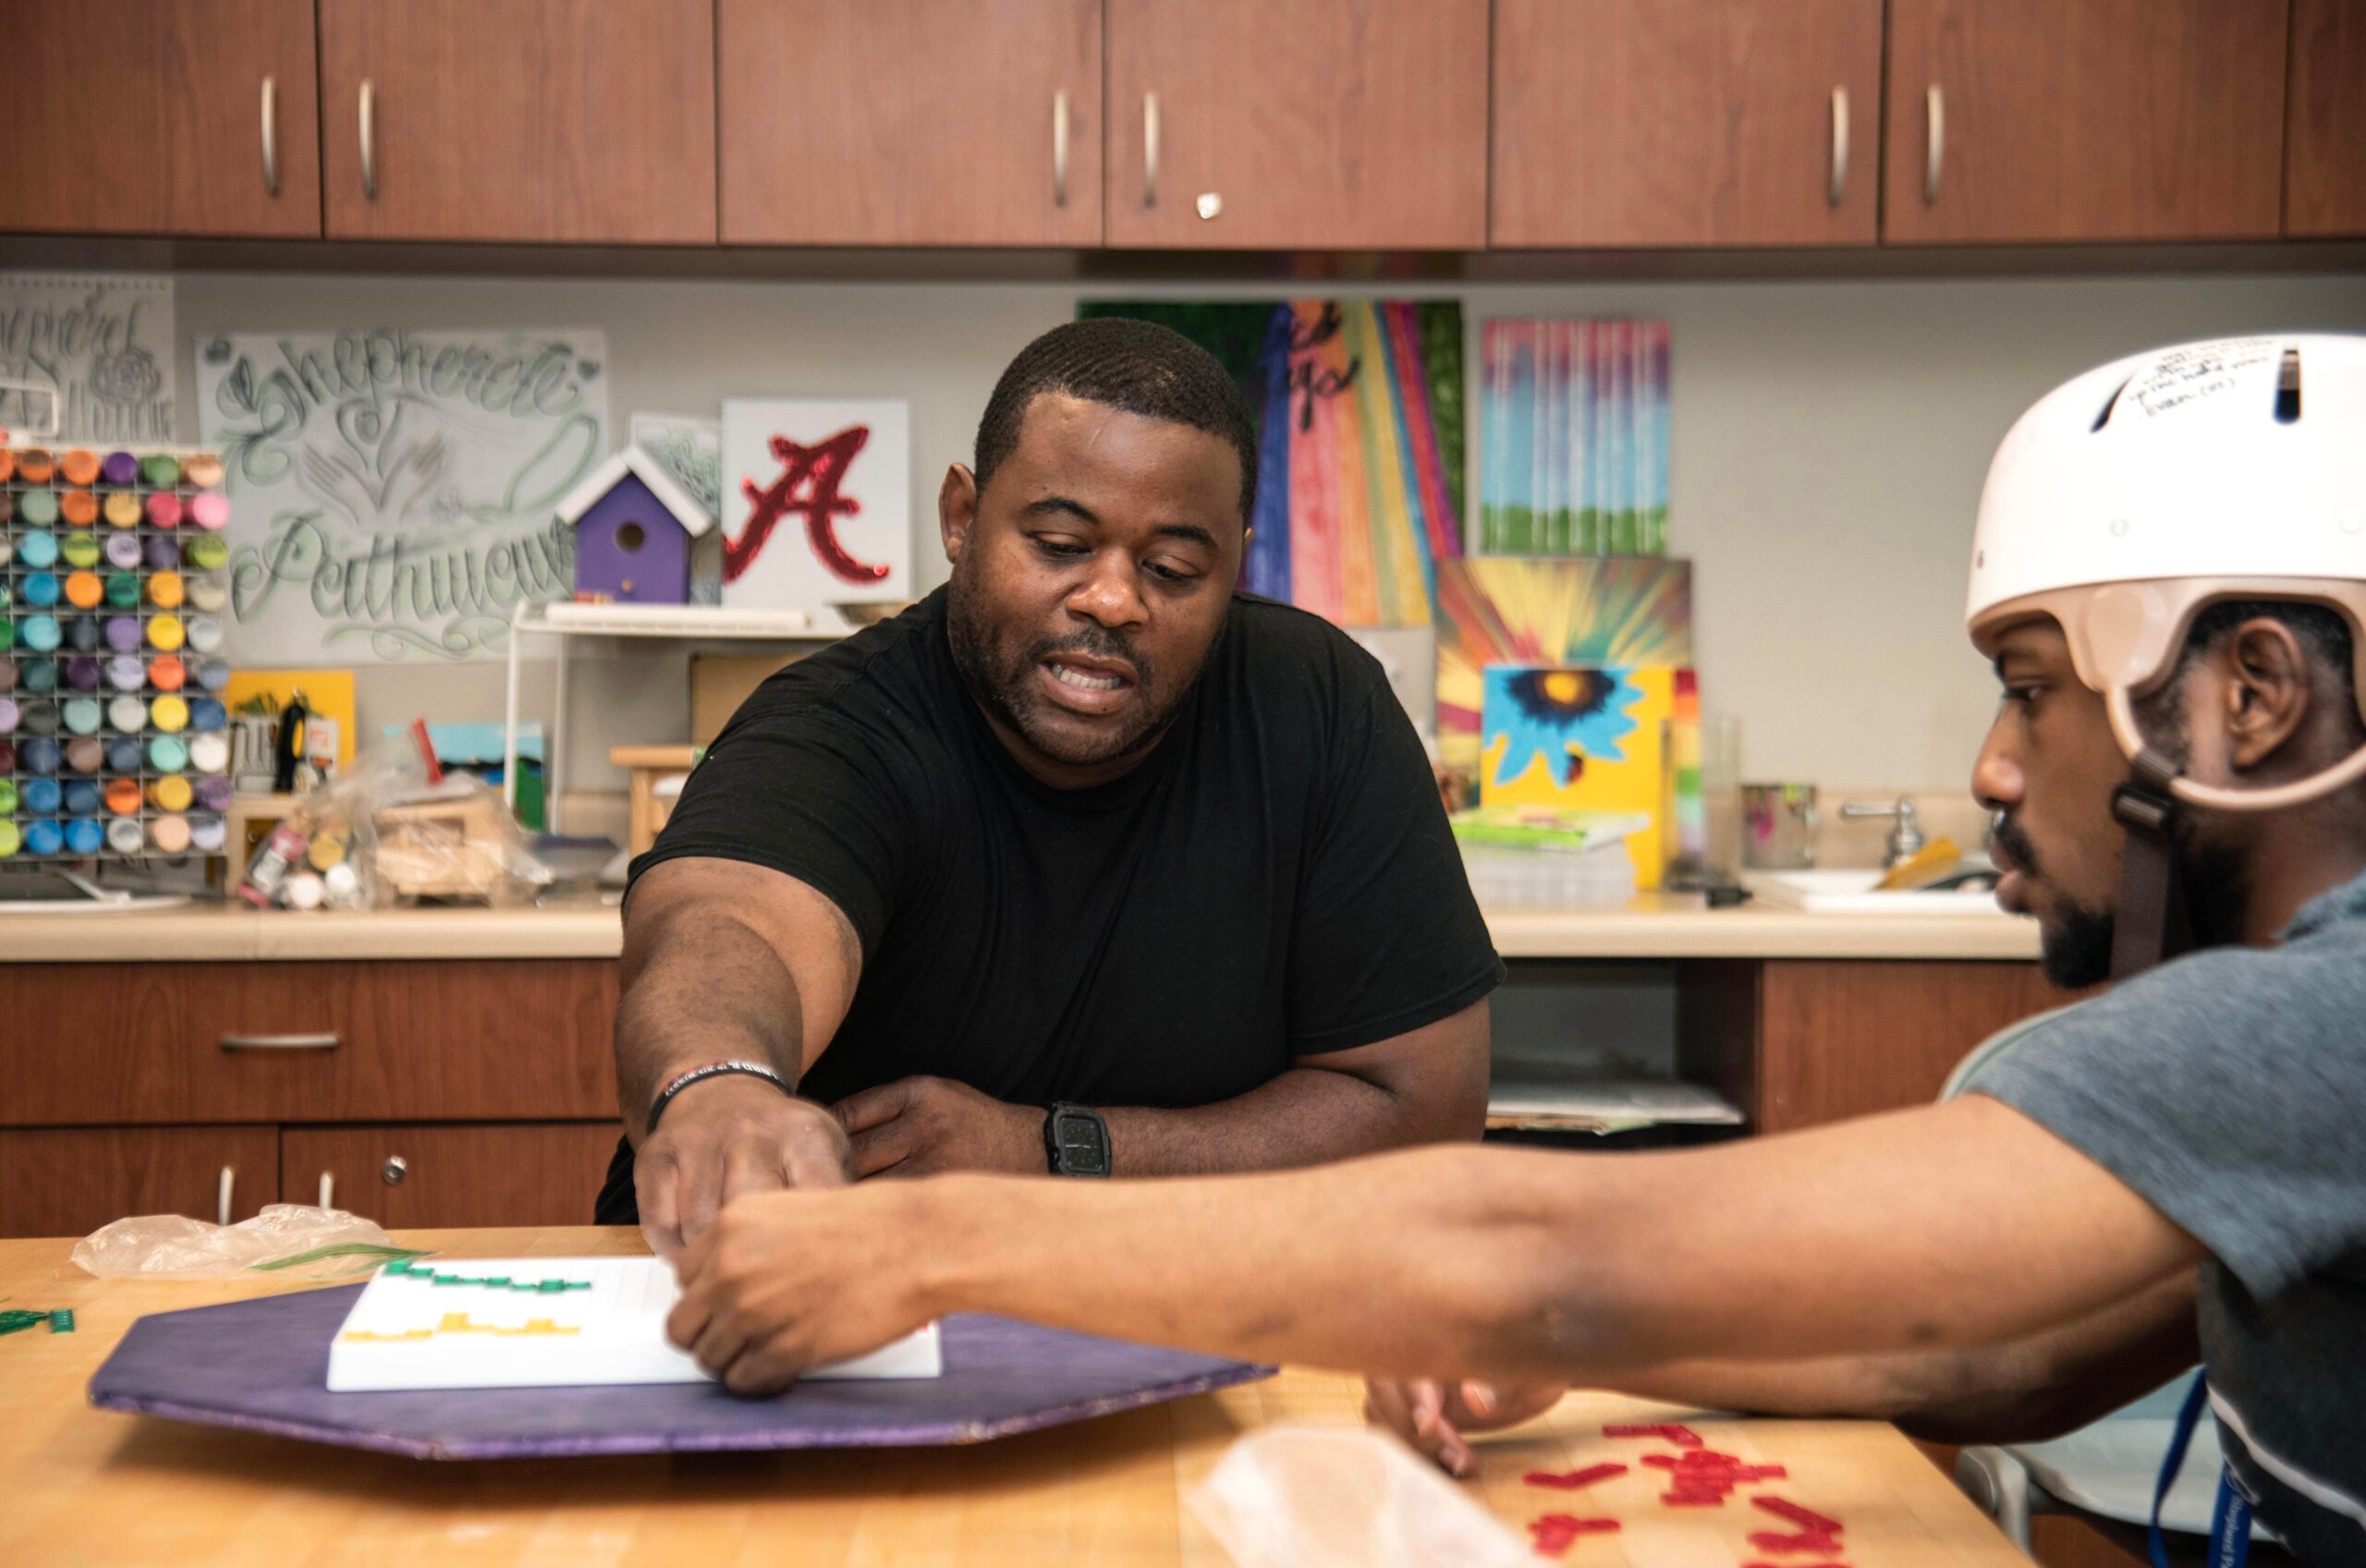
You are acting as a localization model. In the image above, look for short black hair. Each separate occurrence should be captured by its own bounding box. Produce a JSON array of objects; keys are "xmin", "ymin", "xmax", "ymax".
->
[{"xmin": 973, "ymin": 317, "xmax": 1259, "ymax": 522}]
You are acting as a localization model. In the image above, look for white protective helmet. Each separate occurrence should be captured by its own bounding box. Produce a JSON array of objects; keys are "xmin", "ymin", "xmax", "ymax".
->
[{"xmin": 1967, "ymin": 334, "xmax": 2366, "ymax": 814}]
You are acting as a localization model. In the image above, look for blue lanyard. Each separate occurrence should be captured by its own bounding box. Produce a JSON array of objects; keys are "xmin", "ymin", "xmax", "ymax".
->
[{"xmin": 2153, "ymin": 1371, "xmax": 2253, "ymax": 1568}]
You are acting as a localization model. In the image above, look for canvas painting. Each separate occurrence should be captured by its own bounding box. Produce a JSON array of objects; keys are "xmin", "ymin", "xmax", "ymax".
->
[
  {"xmin": 1078, "ymin": 299, "xmax": 1465, "ymax": 628},
  {"xmin": 1433, "ymin": 555, "xmax": 1693, "ymax": 772},
  {"xmin": 196, "ymin": 328, "xmax": 606, "ymax": 663},
  {"xmin": 1480, "ymin": 318, "xmax": 1669, "ymax": 555},
  {"xmin": 719, "ymin": 398, "xmax": 910, "ymax": 628},
  {"xmin": 1480, "ymin": 664, "xmax": 1677, "ymax": 890}
]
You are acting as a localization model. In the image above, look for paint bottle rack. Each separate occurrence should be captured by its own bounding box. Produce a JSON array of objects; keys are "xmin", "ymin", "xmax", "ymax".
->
[{"xmin": 0, "ymin": 445, "xmax": 237, "ymax": 862}]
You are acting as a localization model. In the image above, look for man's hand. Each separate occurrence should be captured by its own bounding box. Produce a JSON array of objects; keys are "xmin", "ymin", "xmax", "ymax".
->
[
  {"xmin": 665, "ymin": 1184, "xmax": 933, "ymax": 1396},
  {"xmin": 831, "ymin": 1076, "xmax": 1044, "ymax": 1179},
  {"xmin": 1363, "ymin": 1379, "xmax": 1567, "ymax": 1477},
  {"xmin": 635, "ymin": 1076, "xmax": 852, "ymax": 1259}
]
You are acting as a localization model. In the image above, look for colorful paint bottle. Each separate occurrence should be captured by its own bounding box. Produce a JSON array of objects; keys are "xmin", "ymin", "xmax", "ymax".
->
[
  {"xmin": 147, "ymin": 734, "xmax": 189, "ymax": 773},
  {"xmin": 148, "ymin": 571, "xmax": 186, "ymax": 609},
  {"xmin": 182, "ymin": 454, "xmax": 225, "ymax": 489},
  {"xmin": 64, "ymin": 615, "xmax": 101, "ymax": 652},
  {"xmin": 0, "ymin": 779, "xmax": 15, "ymax": 814},
  {"xmin": 188, "ymin": 696, "xmax": 226, "ymax": 732},
  {"xmin": 105, "ymin": 737, "xmax": 142, "ymax": 774},
  {"xmin": 58, "ymin": 449, "xmax": 99, "ymax": 486},
  {"xmin": 20, "ymin": 698, "xmax": 59, "ymax": 735},
  {"xmin": 104, "ymin": 654, "xmax": 144, "ymax": 691},
  {"xmin": 149, "ymin": 775, "xmax": 193, "ymax": 812},
  {"xmin": 107, "ymin": 695, "xmax": 148, "ymax": 732},
  {"xmin": 60, "ymin": 532, "xmax": 100, "ymax": 568},
  {"xmin": 23, "ymin": 778, "xmax": 61, "ymax": 815},
  {"xmin": 102, "ymin": 490, "xmax": 141, "ymax": 529},
  {"xmin": 150, "ymin": 694, "xmax": 189, "ymax": 733},
  {"xmin": 140, "ymin": 453, "xmax": 180, "ymax": 488},
  {"xmin": 24, "ymin": 820, "xmax": 64, "ymax": 857},
  {"xmin": 63, "ymin": 779, "xmax": 102, "ymax": 817},
  {"xmin": 188, "ymin": 491, "xmax": 230, "ymax": 531},
  {"xmin": 18, "ymin": 489, "xmax": 60, "ymax": 528},
  {"xmin": 194, "ymin": 774, "xmax": 234, "ymax": 812},
  {"xmin": 142, "ymin": 533, "xmax": 180, "ymax": 570},
  {"xmin": 0, "ymin": 821, "xmax": 20, "ymax": 858},
  {"xmin": 104, "ymin": 616, "xmax": 141, "ymax": 653},
  {"xmin": 189, "ymin": 815, "xmax": 226, "ymax": 854},
  {"xmin": 64, "ymin": 655, "xmax": 101, "ymax": 691},
  {"xmin": 147, "ymin": 614, "xmax": 186, "ymax": 651},
  {"xmin": 18, "ymin": 529, "xmax": 57, "ymax": 570},
  {"xmin": 106, "ymin": 817, "xmax": 147, "ymax": 854},
  {"xmin": 21, "ymin": 658, "xmax": 57, "ymax": 693},
  {"xmin": 100, "ymin": 450, "xmax": 140, "ymax": 487},
  {"xmin": 21, "ymin": 615, "xmax": 60, "ymax": 652},
  {"xmin": 17, "ymin": 448, "xmax": 55, "ymax": 483},
  {"xmin": 186, "ymin": 576, "xmax": 228, "ymax": 614},
  {"xmin": 148, "ymin": 653, "xmax": 186, "ymax": 691},
  {"xmin": 195, "ymin": 658, "xmax": 231, "ymax": 692},
  {"xmin": 64, "ymin": 817, "xmax": 105, "ymax": 857},
  {"xmin": 103, "ymin": 777, "xmax": 143, "ymax": 817},
  {"xmin": 0, "ymin": 657, "xmax": 15, "ymax": 691},
  {"xmin": 59, "ymin": 489, "xmax": 98, "ymax": 528},
  {"xmin": 188, "ymin": 731, "xmax": 229, "ymax": 772},
  {"xmin": 144, "ymin": 491, "xmax": 182, "ymax": 529},
  {"xmin": 23, "ymin": 573, "xmax": 61, "ymax": 609},
  {"xmin": 185, "ymin": 615, "xmax": 222, "ymax": 653},
  {"xmin": 105, "ymin": 572, "xmax": 142, "ymax": 610},
  {"xmin": 0, "ymin": 697, "xmax": 16, "ymax": 734},
  {"xmin": 61, "ymin": 697, "xmax": 102, "ymax": 735},
  {"xmin": 182, "ymin": 535, "xmax": 229, "ymax": 571},
  {"xmin": 64, "ymin": 737, "xmax": 104, "ymax": 774},
  {"xmin": 104, "ymin": 531, "xmax": 144, "ymax": 569},
  {"xmin": 149, "ymin": 815, "xmax": 192, "ymax": 855},
  {"xmin": 64, "ymin": 571, "xmax": 103, "ymax": 610}
]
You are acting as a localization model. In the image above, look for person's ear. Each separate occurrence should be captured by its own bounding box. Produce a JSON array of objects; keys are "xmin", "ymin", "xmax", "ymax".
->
[
  {"xmin": 2219, "ymin": 616, "xmax": 2314, "ymax": 773},
  {"xmin": 940, "ymin": 465, "xmax": 979, "ymax": 565}
]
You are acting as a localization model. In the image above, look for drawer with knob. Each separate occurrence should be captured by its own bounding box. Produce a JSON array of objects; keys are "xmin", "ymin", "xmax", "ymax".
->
[{"xmin": 281, "ymin": 1124, "xmax": 622, "ymax": 1230}]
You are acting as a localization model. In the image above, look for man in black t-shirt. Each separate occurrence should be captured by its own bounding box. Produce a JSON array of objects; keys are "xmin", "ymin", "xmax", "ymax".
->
[{"xmin": 600, "ymin": 317, "xmax": 1503, "ymax": 1253}]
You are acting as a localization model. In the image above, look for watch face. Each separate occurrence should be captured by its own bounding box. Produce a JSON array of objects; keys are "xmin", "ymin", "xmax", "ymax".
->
[{"xmin": 1054, "ymin": 1112, "xmax": 1110, "ymax": 1175}]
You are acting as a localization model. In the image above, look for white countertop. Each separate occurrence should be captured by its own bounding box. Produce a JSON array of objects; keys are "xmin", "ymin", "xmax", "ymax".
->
[{"xmin": 0, "ymin": 894, "xmax": 2040, "ymax": 964}]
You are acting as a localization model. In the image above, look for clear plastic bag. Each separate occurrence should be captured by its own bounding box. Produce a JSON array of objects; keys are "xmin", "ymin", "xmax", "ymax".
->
[
  {"xmin": 72, "ymin": 1204, "xmax": 431, "ymax": 1280},
  {"xmin": 1189, "ymin": 1427, "xmax": 1527, "ymax": 1568},
  {"xmin": 240, "ymin": 719, "xmax": 552, "ymax": 909}
]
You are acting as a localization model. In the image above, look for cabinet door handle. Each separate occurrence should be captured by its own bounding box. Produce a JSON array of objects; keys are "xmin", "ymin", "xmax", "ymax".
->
[
  {"xmin": 381, "ymin": 1155, "xmax": 409, "ymax": 1186},
  {"xmin": 317, "ymin": 1172, "xmax": 335, "ymax": 1209},
  {"xmin": 217, "ymin": 1166, "xmax": 235, "ymax": 1227},
  {"xmin": 1142, "ymin": 91, "xmax": 1160, "ymax": 208},
  {"xmin": 1827, "ymin": 87, "xmax": 1848, "ymax": 207},
  {"xmin": 360, "ymin": 79, "xmax": 379, "ymax": 201},
  {"xmin": 1052, "ymin": 90, "xmax": 1070, "ymax": 208},
  {"xmin": 1923, "ymin": 84, "xmax": 1945, "ymax": 205},
  {"xmin": 261, "ymin": 76, "xmax": 280, "ymax": 197},
  {"xmin": 219, "ymin": 1032, "xmax": 339, "ymax": 1051}
]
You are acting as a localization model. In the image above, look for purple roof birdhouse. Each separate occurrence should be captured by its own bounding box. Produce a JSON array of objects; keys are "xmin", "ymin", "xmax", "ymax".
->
[{"xmin": 557, "ymin": 448, "xmax": 717, "ymax": 605}]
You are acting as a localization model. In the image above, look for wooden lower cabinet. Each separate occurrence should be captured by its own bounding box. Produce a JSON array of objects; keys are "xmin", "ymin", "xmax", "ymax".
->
[
  {"xmin": 1679, "ymin": 958, "xmax": 2076, "ymax": 1134},
  {"xmin": 281, "ymin": 1123, "xmax": 620, "ymax": 1230},
  {"xmin": 0, "ymin": 1125, "xmax": 279, "ymax": 1239}
]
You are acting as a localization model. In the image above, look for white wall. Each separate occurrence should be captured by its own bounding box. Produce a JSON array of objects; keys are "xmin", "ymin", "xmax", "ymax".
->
[{"xmin": 170, "ymin": 268, "xmax": 2366, "ymax": 801}]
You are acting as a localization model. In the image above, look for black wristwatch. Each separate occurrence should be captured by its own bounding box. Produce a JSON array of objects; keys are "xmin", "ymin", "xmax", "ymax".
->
[{"xmin": 1043, "ymin": 1102, "xmax": 1112, "ymax": 1177}]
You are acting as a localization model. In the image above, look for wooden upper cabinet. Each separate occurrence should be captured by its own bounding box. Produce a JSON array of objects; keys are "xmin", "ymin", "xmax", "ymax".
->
[
  {"xmin": 720, "ymin": 0, "xmax": 1102, "ymax": 246},
  {"xmin": 0, "ymin": 0, "xmax": 320, "ymax": 238},
  {"xmin": 1492, "ymin": 0, "xmax": 1883, "ymax": 249},
  {"xmin": 316, "ymin": 0, "xmax": 716, "ymax": 244},
  {"xmin": 1104, "ymin": 0, "xmax": 1489, "ymax": 249},
  {"xmin": 2287, "ymin": 0, "xmax": 2366, "ymax": 236},
  {"xmin": 1883, "ymin": 0, "xmax": 2289, "ymax": 244}
]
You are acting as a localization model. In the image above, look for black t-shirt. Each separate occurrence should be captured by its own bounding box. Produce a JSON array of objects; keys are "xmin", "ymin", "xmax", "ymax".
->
[{"xmin": 593, "ymin": 587, "xmax": 1502, "ymax": 1221}]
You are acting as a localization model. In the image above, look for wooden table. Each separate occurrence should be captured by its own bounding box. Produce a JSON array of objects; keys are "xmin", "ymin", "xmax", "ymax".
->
[{"xmin": 0, "ymin": 1226, "xmax": 2031, "ymax": 1566}]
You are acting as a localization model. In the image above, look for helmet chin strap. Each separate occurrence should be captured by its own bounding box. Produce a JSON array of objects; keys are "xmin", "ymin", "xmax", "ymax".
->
[{"xmin": 2109, "ymin": 747, "xmax": 2195, "ymax": 981}]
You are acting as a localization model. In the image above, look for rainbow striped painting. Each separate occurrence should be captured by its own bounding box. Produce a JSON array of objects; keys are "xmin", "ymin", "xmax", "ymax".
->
[
  {"xmin": 1433, "ymin": 556, "xmax": 1693, "ymax": 772},
  {"xmin": 1480, "ymin": 318, "xmax": 1670, "ymax": 555},
  {"xmin": 1077, "ymin": 299, "xmax": 1466, "ymax": 627}
]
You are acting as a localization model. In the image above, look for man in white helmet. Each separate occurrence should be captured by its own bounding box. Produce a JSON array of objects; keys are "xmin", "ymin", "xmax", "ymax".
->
[{"xmin": 656, "ymin": 338, "xmax": 2364, "ymax": 1564}]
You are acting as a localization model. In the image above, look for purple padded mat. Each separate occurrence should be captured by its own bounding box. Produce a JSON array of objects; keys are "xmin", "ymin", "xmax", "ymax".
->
[{"xmin": 88, "ymin": 1283, "xmax": 1271, "ymax": 1461}]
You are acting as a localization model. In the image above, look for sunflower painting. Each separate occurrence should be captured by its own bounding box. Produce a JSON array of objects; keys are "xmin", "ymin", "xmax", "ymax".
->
[{"xmin": 1481, "ymin": 663, "xmax": 1677, "ymax": 889}]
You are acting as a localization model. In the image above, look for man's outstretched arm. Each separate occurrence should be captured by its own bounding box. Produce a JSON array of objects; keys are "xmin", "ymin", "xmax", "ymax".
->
[{"xmin": 668, "ymin": 1094, "xmax": 2205, "ymax": 1395}]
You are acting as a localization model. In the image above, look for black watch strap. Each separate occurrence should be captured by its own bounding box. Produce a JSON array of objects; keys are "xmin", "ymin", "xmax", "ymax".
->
[{"xmin": 1043, "ymin": 1102, "xmax": 1112, "ymax": 1177}]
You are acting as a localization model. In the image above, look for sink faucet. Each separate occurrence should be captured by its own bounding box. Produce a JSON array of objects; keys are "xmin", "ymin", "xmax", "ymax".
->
[{"xmin": 1839, "ymin": 796, "xmax": 1927, "ymax": 869}]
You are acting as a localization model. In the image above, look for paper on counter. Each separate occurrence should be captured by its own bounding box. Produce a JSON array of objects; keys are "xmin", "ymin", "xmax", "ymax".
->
[{"xmin": 327, "ymin": 1256, "xmax": 940, "ymax": 1392}]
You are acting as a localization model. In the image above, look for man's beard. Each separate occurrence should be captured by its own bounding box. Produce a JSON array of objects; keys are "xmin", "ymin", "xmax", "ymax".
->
[
  {"xmin": 945, "ymin": 565, "xmax": 1213, "ymax": 770},
  {"xmin": 1996, "ymin": 813, "xmax": 2252, "ymax": 989}
]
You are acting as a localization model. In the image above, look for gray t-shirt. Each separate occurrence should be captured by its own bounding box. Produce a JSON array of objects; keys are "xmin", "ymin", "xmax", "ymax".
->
[{"xmin": 1965, "ymin": 865, "xmax": 2366, "ymax": 1567}]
